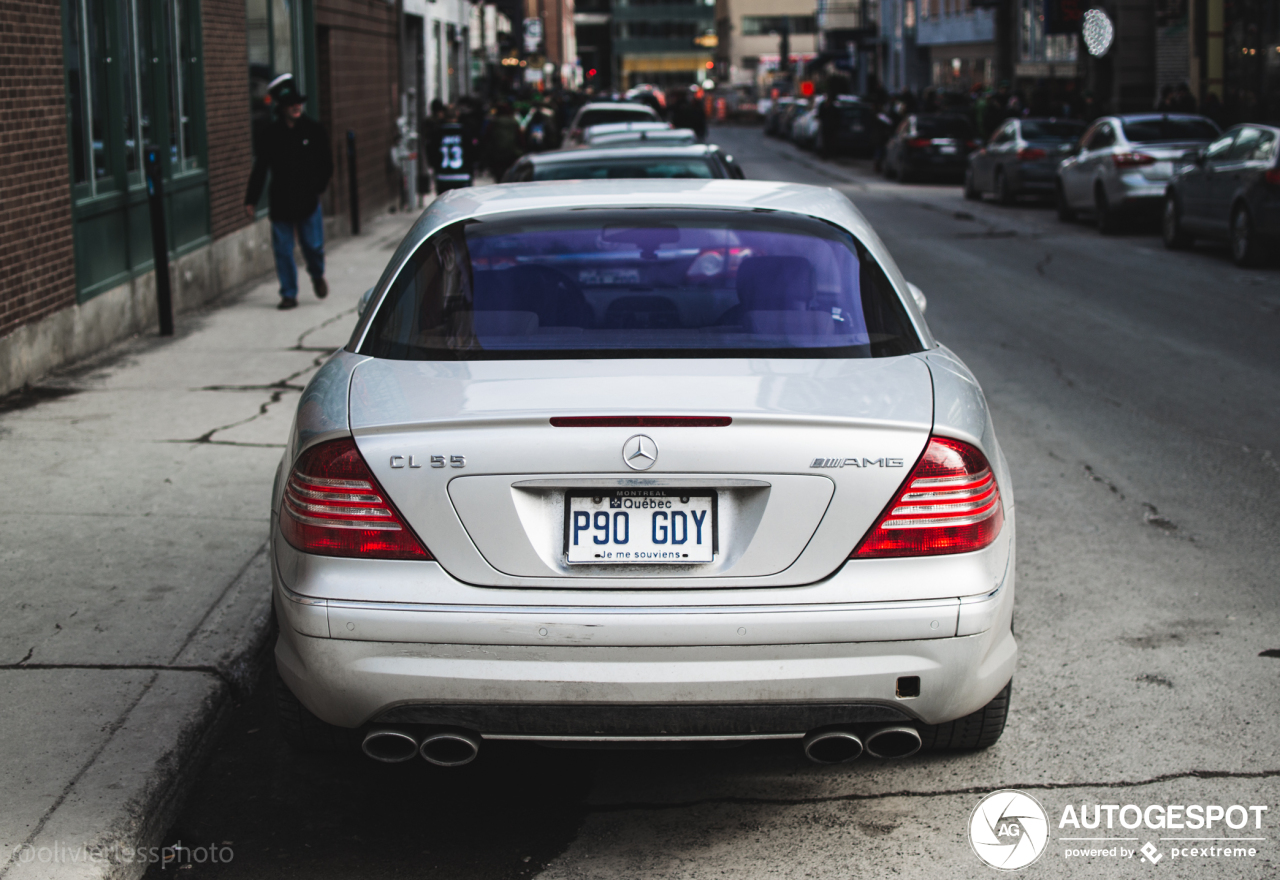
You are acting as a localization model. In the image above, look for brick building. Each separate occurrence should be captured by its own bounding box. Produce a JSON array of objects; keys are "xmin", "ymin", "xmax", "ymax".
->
[{"xmin": 0, "ymin": 0, "xmax": 400, "ymax": 395}]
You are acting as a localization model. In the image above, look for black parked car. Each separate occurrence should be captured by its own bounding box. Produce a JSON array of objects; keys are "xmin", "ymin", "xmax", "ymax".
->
[
  {"xmin": 1162, "ymin": 123, "xmax": 1280, "ymax": 266},
  {"xmin": 881, "ymin": 114, "xmax": 980, "ymax": 182},
  {"xmin": 965, "ymin": 117, "xmax": 1086, "ymax": 204},
  {"xmin": 817, "ymin": 97, "xmax": 882, "ymax": 158}
]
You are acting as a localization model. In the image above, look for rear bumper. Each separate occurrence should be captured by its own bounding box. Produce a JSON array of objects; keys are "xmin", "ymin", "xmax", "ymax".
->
[{"xmin": 274, "ymin": 548, "xmax": 1017, "ymax": 732}]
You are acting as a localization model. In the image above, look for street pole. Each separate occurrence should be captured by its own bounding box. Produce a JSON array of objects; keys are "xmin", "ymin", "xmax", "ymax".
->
[
  {"xmin": 346, "ymin": 130, "xmax": 361, "ymax": 235},
  {"xmin": 143, "ymin": 146, "xmax": 174, "ymax": 337}
]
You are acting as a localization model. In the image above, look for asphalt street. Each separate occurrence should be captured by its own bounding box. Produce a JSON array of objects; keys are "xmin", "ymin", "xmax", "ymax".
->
[{"xmin": 149, "ymin": 126, "xmax": 1279, "ymax": 879}]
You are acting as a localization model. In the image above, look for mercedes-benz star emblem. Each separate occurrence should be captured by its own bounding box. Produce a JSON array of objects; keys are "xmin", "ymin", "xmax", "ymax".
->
[{"xmin": 623, "ymin": 434, "xmax": 658, "ymax": 470}]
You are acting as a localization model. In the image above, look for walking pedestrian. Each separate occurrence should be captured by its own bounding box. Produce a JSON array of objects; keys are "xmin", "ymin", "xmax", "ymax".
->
[
  {"xmin": 244, "ymin": 74, "xmax": 333, "ymax": 310},
  {"xmin": 481, "ymin": 102, "xmax": 524, "ymax": 183}
]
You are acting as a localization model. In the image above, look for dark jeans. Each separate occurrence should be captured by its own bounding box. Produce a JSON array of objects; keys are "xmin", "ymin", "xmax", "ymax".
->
[{"xmin": 271, "ymin": 203, "xmax": 325, "ymax": 300}]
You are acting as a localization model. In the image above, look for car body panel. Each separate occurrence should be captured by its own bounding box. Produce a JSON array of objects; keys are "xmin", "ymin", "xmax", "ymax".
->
[{"xmin": 1169, "ymin": 124, "xmax": 1280, "ymax": 239}]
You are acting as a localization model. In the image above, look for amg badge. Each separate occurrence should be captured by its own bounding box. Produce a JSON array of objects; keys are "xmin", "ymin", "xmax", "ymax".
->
[{"xmin": 811, "ymin": 457, "xmax": 905, "ymax": 469}]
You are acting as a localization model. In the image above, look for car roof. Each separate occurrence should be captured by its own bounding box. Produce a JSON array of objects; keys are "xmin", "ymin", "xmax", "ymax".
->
[
  {"xmin": 1017, "ymin": 116, "xmax": 1085, "ymax": 124},
  {"xmin": 585, "ymin": 129, "xmax": 699, "ymax": 146},
  {"xmin": 525, "ymin": 144, "xmax": 716, "ymax": 165},
  {"xmin": 1106, "ymin": 113, "xmax": 1214, "ymax": 123},
  {"xmin": 575, "ymin": 102, "xmax": 658, "ymax": 116}
]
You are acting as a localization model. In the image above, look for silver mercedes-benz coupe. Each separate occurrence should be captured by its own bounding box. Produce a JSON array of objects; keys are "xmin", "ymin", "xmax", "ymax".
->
[{"xmin": 271, "ymin": 180, "xmax": 1016, "ymax": 767}]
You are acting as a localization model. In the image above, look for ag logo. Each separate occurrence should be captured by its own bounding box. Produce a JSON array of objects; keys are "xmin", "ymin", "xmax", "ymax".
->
[{"xmin": 969, "ymin": 790, "xmax": 1049, "ymax": 870}]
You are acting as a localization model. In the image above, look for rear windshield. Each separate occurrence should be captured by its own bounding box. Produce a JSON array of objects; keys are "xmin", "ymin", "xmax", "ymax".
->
[
  {"xmin": 360, "ymin": 210, "xmax": 921, "ymax": 360},
  {"xmin": 1020, "ymin": 120, "xmax": 1085, "ymax": 140},
  {"xmin": 577, "ymin": 108, "xmax": 655, "ymax": 128},
  {"xmin": 533, "ymin": 158, "xmax": 717, "ymax": 180},
  {"xmin": 916, "ymin": 116, "xmax": 973, "ymax": 138},
  {"xmin": 1121, "ymin": 117, "xmax": 1219, "ymax": 143}
]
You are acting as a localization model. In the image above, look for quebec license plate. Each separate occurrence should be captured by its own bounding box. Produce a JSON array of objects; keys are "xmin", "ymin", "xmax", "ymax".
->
[{"xmin": 565, "ymin": 491, "xmax": 716, "ymax": 563}]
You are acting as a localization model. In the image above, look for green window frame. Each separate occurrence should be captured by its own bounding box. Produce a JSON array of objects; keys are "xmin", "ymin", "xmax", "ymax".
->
[{"xmin": 61, "ymin": 0, "xmax": 211, "ymax": 303}]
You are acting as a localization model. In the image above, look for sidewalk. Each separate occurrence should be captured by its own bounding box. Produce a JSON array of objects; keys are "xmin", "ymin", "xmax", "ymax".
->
[{"xmin": 0, "ymin": 209, "xmax": 419, "ymax": 880}]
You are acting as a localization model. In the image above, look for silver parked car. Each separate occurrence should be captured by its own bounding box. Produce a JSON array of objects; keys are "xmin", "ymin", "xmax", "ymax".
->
[
  {"xmin": 272, "ymin": 180, "xmax": 1017, "ymax": 767},
  {"xmin": 1055, "ymin": 113, "xmax": 1220, "ymax": 233},
  {"xmin": 502, "ymin": 143, "xmax": 745, "ymax": 181},
  {"xmin": 566, "ymin": 102, "xmax": 661, "ymax": 144}
]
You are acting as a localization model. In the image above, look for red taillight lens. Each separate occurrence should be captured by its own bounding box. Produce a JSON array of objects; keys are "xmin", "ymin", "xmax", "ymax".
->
[
  {"xmin": 907, "ymin": 137, "xmax": 932, "ymax": 149},
  {"xmin": 1017, "ymin": 147, "xmax": 1046, "ymax": 161},
  {"xmin": 851, "ymin": 437, "xmax": 1003, "ymax": 558},
  {"xmin": 280, "ymin": 438, "xmax": 430, "ymax": 560},
  {"xmin": 1112, "ymin": 151, "xmax": 1156, "ymax": 168},
  {"xmin": 1265, "ymin": 168, "xmax": 1280, "ymax": 185}
]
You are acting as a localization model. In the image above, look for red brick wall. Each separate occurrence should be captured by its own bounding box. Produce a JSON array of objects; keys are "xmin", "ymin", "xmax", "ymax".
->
[
  {"xmin": 317, "ymin": 0, "xmax": 398, "ymax": 223},
  {"xmin": 0, "ymin": 2, "xmax": 77, "ymax": 339},
  {"xmin": 202, "ymin": 0, "xmax": 255, "ymax": 240}
]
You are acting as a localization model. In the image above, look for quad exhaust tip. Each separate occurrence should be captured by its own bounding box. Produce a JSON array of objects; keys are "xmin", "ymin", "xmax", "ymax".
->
[
  {"xmin": 802, "ymin": 730, "xmax": 864, "ymax": 764},
  {"xmin": 419, "ymin": 731, "xmax": 481, "ymax": 767},
  {"xmin": 865, "ymin": 726, "xmax": 923, "ymax": 759},
  {"xmin": 361, "ymin": 728, "xmax": 420, "ymax": 763}
]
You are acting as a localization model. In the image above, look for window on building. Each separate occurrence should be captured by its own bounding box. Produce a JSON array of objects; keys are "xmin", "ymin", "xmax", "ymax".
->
[
  {"xmin": 247, "ymin": 0, "xmax": 303, "ymax": 143},
  {"xmin": 61, "ymin": 0, "xmax": 211, "ymax": 301},
  {"xmin": 739, "ymin": 16, "xmax": 817, "ymax": 36},
  {"xmin": 621, "ymin": 20, "xmax": 699, "ymax": 39},
  {"xmin": 1020, "ymin": 0, "xmax": 1078, "ymax": 62}
]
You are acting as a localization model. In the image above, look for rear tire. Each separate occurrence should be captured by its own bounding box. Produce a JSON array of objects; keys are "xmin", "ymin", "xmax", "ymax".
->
[
  {"xmin": 995, "ymin": 169, "xmax": 1015, "ymax": 206},
  {"xmin": 963, "ymin": 166, "xmax": 981, "ymax": 201},
  {"xmin": 1055, "ymin": 182, "xmax": 1075, "ymax": 222},
  {"xmin": 1231, "ymin": 204, "xmax": 1261, "ymax": 267},
  {"xmin": 1095, "ymin": 186, "xmax": 1120, "ymax": 235},
  {"xmin": 1162, "ymin": 194, "xmax": 1194, "ymax": 250},
  {"xmin": 273, "ymin": 666, "xmax": 362, "ymax": 753},
  {"xmin": 917, "ymin": 680, "xmax": 1011, "ymax": 751}
]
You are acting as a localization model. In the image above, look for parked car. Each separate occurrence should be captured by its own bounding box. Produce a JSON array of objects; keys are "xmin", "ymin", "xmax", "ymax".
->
[
  {"xmin": 1162, "ymin": 123, "xmax": 1280, "ymax": 265},
  {"xmin": 585, "ymin": 128, "xmax": 698, "ymax": 148},
  {"xmin": 791, "ymin": 101, "xmax": 822, "ymax": 149},
  {"xmin": 274, "ymin": 179, "xmax": 1016, "ymax": 767},
  {"xmin": 502, "ymin": 143, "xmax": 746, "ymax": 181},
  {"xmin": 816, "ymin": 97, "xmax": 880, "ymax": 158},
  {"xmin": 965, "ymin": 118, "xmax": 1086, "ymax": 204},
  {"xmin": 567, "ymin": 102, "xmax": 661, "ymax": 143},
  {"xmin": 1055, "ymin": 113, "xmax": 1220, "ymax": 233},
  {"xmin": 764, "ymin": 97, "xmax": 799, "ymax": 137},
  {"xmin": 881, "ymin": 114, "xmax": 980, "ymax": 182},
  {"xmin": 580, "ymin": 121, "xmax": 672, "ymax": 146}
]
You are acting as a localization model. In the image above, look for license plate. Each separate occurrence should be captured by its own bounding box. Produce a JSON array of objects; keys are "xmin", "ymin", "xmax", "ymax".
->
[
  {"xmin": 565, "ymin": 491, "xmax": 716, "ymax": 563},
  {"xmin": 939, "ymin": 145, "xmax": 957, "ymax": 154}
]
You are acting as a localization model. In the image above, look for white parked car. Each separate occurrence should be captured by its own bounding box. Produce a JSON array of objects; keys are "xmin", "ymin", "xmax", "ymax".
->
[
  {"xmin": 567, "ymin": 102, "xmax": 662, "ymax": 144},
  {"xmin": 273, "ymin": 180, "xmax": 1017, "ymax": 767}
]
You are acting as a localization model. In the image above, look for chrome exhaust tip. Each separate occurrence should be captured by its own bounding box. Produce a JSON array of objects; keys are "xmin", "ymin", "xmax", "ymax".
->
[
  {"xmin": 361, "ymin": 728, "xmax": 420, "ymax": 763},
  {"xmin": 419, "ymin": 731, "xmax": 481, "ymax": 767},
  {"xmin": 865, "ymin": 726, "xmax": 922, "ymax": 759},
  {"xmin": 802, "ymin": 729, "xmax": 864, "ymax": 764}
]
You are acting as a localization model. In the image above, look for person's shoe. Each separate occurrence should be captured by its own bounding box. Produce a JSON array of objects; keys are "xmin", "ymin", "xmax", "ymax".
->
[
  {"xmin": 277, "ymin": 297, "xmax": 298, "ymax": 310},
  {"xmin": 312, "ymin": 276, "xmax": 328, "ymax": 299}
]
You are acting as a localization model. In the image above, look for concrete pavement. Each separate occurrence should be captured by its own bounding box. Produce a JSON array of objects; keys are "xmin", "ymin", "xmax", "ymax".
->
[{"xmin": 0, "ymin": 208, "xmax": 418, "ymax": 880}]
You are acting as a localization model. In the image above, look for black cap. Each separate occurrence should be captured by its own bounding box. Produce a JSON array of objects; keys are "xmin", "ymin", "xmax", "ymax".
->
[{"xmin": 268, "ymin": 73, "xmax": 307, "ymax": 106}]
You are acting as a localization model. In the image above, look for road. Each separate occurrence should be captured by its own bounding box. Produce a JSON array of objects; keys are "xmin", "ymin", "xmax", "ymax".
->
[{"xmin": 149, "ymin": 125, "xmax": 1280, "ymax": 879}]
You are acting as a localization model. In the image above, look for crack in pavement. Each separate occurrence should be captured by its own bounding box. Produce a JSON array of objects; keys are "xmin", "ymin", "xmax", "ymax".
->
[
  {"xmin": 294, "ymin": 305, "xmax": 358, "ymax": 350},
  {"xmin": 580, "ymin": 768, "xmax": 1280, "ymax": 814},
  {"xmin": 0, "ymin": 661, "xmax": 236, "ymax": 690}
]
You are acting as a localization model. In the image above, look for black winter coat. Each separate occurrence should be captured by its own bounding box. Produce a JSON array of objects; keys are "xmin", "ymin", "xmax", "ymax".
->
[{"xmin": 244, "ymin": 115, "xmax": 334, "ymax": 223}]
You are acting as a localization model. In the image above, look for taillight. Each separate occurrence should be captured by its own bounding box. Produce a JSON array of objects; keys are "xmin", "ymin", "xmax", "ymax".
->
[
  {"xmin": 280, "ymin": 438, "xmax": 430, "ymax": 560},
  {"xmin": 1112, "ymin": 152, "xmax": 1156, "ymax": 168},
  {"xmin": 1265, "ymin": 168, "xmax": 1280, "ymax": 185},
  {"xmin": 852, "ymin": 437, "xmax": 1003, "ymax": 558},
  {"xmin": 1017, "ymin": 147, "xmax": 1046, "ymax": 161},
  {"xmin": 907, "ymin": 137, "xmax": 932, "ymax": 149}
]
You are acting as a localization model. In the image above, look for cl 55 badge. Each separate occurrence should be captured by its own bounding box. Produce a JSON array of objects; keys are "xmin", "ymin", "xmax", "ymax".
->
[
  {"xmin": 811, "ymin": 457, "xmax": 904, "ymax": 469},
  {"xmin": 391, "ymin": 454, "xmax": 465, "ymax": 468}
]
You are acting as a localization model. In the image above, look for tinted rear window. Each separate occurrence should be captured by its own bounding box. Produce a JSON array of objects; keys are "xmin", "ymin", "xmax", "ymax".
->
[
  {"xmin": 1020, "ymin": 120, "xmax": 1085, "ymax": 140},
  {"xmin": 578, "ymin": 108, "xmax": 655, "ymax": 128},
  {"xmin": 1121, "ymin": 118, "xmax": 1219, "ymax": 143},
  {"xmin": 916, "ymin": 117, "xmax": 973, "ymax": 138},
  {"xmin": 361, "ymin": 210, "xmax": 921, "ymax": 360},
  {"xmin": 533, "ymin": 158, "xmax": 717, "ymax": 180}
]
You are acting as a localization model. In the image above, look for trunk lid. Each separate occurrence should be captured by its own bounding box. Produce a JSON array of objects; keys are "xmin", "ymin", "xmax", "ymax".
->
[{"xmin": 349, "ymin": 357, "xmax": 933, "ymax": 588}]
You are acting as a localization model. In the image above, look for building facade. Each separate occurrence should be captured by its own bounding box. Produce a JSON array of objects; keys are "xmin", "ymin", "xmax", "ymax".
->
[
  {"xmin": 1, "ymin": 0, "xmax": 401, "ymax": 395},
  {"xmin": 716, "ymin": 1, "xmax": 820, "ymax": 92},
  {"xmin": 917, "ymin": 0, "xmax": 994, "ymax": 91},
  {"xmin": 613, "ymin": 0, "xmax": 716, "ymax": 89}
]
